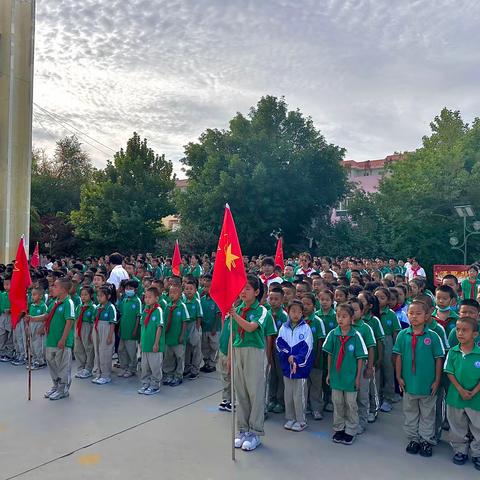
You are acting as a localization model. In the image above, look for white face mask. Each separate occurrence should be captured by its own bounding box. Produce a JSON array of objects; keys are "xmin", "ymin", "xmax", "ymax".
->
[{"xmin": 125, "ymin": 290, "xmax": 135, "ymax": 297}]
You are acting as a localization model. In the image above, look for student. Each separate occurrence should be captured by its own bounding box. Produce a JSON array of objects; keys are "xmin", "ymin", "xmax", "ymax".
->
[
  {"xmin": 282, "ymin": 282, "xmax": 296, "ymax": 306},
  {"xmin": 393, "ymin": 300, "xmax": 445, "ymax": 457},
  {"xmin": 183, "ymin": 279, "xmax": 203, "ymax": 380},
  {"xmin": 260, "ymin": 257, "xmax": 283, "ymax": 287},
  {"xmin": 163, "ymin": 284, "xmax": 189, "ymax": 386},
  {"xmin": 350, "ymin": 298, "xmax": 376, "ymax": 434},
  {"xmin": 0, "ymin": 277, "xmax": 14, "ymax": 363},
  {"xmin": 324, "ymin": 303, "xmax": 368, "ymax": 445},
  {"xmin": 295, "ymin": 252, "xmax": 315, "ymax": 277},
  {"xmin": 282, "ymin": 264, "xmax": 296, "ymax": 283},
  {"xmin": 230, "ymin": 275, "xmax": 267, "ymax": 452},
  {"xmin": 442, "ymin": 274, "xmax": 461, "ymax": 312},
  {"xmin": 138, "ymin": 287, "xmax": 165, "ymax": 395},
  {"xmin": 92, "ymin": 284, "xmax": 118, "ymax": 385},
  {"xmin": 444, "ymin": 316, "xmax": 480, "ymax": 470},
  {"xmin": 461, "ymin": 266, "xmax": 480, "ymax": 300},
  {"xmin": 302, "ymin": 293, "xmax": 326, "ymax": 420},
  {"xmin": 27, "ymin": 277, "xmax": 75, "ymax": 401},
  {"xmin": 186, "ymin": 255, "xmax": 203, "ymax": 278},
  {"xmin": 200, "ymin": 274, "xmax": 221, "ymax": 373},
  {"xmin": 358, "ymin": 291, "xmax": 385, "ymax": 423},
  {"xmin": 375, "ymin": 287, "xmax": 402, "ymax": 412},
  {"xmin": 334, "ymin": 286, "xmax": 349, "ymax": 305},
  {"xmin": 448, "ymin": 299, "xmax": 480, "ymax": 349},
  {"xmin": 218, "ymin": 313, "xmax": 232, "ymax": 412},
  {"xmin": 266, "ymin": 286, "xmax": 289, "ymax": 414},
  {"xmin": 28, "ymin": 287, "xmax": 47, "ymax": 369},
  {"xmin": 73, "ymin": 286, "xmax": 96, "ymax": 378},
  {"xmin": 390, "ymin": 287, "xmax": 409, "ymax": 329},
  {"xmin": 276, "ymin": 299, "xmax": 313, "ymax": 432},
  {"xmin": 433, "ymin": 285, "xmax": 459, "ymax": 337}
]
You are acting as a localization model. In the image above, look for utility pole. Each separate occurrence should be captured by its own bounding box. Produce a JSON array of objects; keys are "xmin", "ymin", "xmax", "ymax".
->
[{"xmin": 0, "ymin": 0, "xmax": 36, "ymax": 264}]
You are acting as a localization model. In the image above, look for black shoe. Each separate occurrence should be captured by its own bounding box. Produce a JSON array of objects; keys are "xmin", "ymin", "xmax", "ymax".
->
[
  {"xmin": 169, "ymin": 378, "xmax": 182, "ymax": 387},
  {"xmin": 341, "ymin": 433, "xmax": 355, "ymax": 445},
  {"xmin": 162, "ymin": 379, "xmax": 172, "ymax": 386},
  {"xmin": 218, "ymin": 400, "xmax": 228, "ymax": 411},
  {"xmin": 183, "ymin": 370, "xmax": 191, "ymax": 377},
  {"xmin": 442, "ymin": 419, "xmax": 450, "ymax": 431},
  {"xmin": 452, "ymin": 453, "xmax": 468, "ymax": 465},
  {"xmin": 419, "ymin": 441, "xmax": 432, "ymax": 457},
  {"xmin": 406, "ymin": 441, "xmax": 421, "ymax": 455},
  {"xmin": 332, "ymin": 431, "xmax": 345, "ymax": 443},
  {"xmin": 200, "ymin": 365, "xmax": 209, "ymax": 373},
  {"xmin": 188, "ymin": 372, "xmax": 199, "ymax": 380},
  {"xmin": 472, "ymin": 457, "xmax": 480, "ymax": 471},
  {"xmin": 224, "ymin": 402, "xmax": 232, "ymax": 412},
  {"xmin": 206, "ymin": 366, "xmax": 216, "ymax": 373}
]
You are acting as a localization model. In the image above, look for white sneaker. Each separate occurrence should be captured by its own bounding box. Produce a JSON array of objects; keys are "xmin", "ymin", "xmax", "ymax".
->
[
  {"xmin": 96, "ymin": 377, "xmax": 112, "ymax": 385},
  {"xmin": 367, "ymin": 412, "xmax": 377, "ymax": 423},
  {"xmin": 138, "ymin": 386, "xmax": 148, "ymax": 394},
  {"xmin": 91, "ymin": 376, "xmax": 100, "ymax": 384},
  {"xmin": 380, "ymin": 401, "xmax": 392, "ymax": 413},
  {"xmin": 284, "ymin": 420, "xmax": 296, "ymax": 430},
  {"xmin": 234, "ymin": 431, "xmax": 248, "ymax": 448},
  {"xmin": 313, "ymin": 410, "xmax": 323, "ymax": 421},
  {"xmin": 50, "ymin": 389, "xmax": 69, "ymax": 401},
  {"xmin": 117, "ymin": 370, "xmax": 127, "ymax": 377},
  {"xmin": 75, "ymin": 370, "xmax": 85, "ymax": 378},
  {"xmin": 291, "ymin": 422, "xmax": 308, "ymax": 432},
  {"xmin": 242, "ymin": 433, "xmax": 261, "ymax": 451},
  {"xmin": 144, "ymin": 387, "xmax": 160, "ymax": 395},
  {"xmin": 44, "ymin": 386, "xmax": 57, "ymax": 398}
]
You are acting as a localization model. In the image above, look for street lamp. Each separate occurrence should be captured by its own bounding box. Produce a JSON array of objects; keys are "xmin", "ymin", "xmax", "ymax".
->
[{"xmin": 450, "ymin": 205, "xmax": 480, "ymax": 265}]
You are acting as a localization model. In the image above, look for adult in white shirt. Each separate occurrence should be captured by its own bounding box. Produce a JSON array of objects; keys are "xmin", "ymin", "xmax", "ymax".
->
[
  {"xmin": 107, "ymin": 252, "xmax": 129, "ymax": 289},
  {"xmin": 405, "ymin": 258, "xmax": 426, "ymax": 282}
]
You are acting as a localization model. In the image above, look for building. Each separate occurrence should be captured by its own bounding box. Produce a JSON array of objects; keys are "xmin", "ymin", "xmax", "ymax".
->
[
  {"xmin": 161, "ymin": 179, "xmax": 188, "ymax": 231},
  {"xmin": 334, "ymin": 154, "xmax": 404, "ymax": 219}
]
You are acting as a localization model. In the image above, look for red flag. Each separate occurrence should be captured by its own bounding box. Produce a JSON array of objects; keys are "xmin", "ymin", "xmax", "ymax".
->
[
  {"xmin": 210, "ymin": 204, "xmax": 247, "ymax": 318},
  {"xmin": 9, "ymin": 238, "xmax": 32, "ymax": 330},
  {"xmin": 30, "ymin": 242, "xmax": 40, "ymax": 268},
  {"xmin": 172, "ymin": 240, "xmax": 181, "ymax": 276},
  {"xmin": 274, "ymin": 237, "xmax": 285, "ymax": 270}
]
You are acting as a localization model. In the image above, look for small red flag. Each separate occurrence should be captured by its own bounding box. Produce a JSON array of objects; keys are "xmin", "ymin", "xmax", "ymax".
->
[
  {"xmin": 30, "ymin": 242, "xmax": 40, "ymax": 268},
  {"xmin": 210, "ymin": 204, "xmax": 247, "ymax": 318},
  {"xmin": 274, "ymin": 237, "xmax": 285, "ymax": 271},
  {"xmin": 9, "ymin": 238, "xmax": 32, "ymax": 330},
  {"xmin": 172, "ymin": 240, "xmax": 181, "ymax": 276}
]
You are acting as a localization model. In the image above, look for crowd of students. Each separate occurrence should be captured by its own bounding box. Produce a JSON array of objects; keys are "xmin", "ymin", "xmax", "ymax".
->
[{"xmin": 0, "ymin": 252, "xmax": 480, "ymax": 468}]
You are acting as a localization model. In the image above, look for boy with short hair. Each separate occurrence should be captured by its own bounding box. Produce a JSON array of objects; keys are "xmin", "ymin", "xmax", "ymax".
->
[
  {"xmin": 445, "ymin": 316, "xmax": 480, "ymax": 470},
  {"xmin": 183, "ymin": 279, "xmax": 203, "ymax": 380},
  {"xmin": 434, "ymin": 285, "xmax": 459, "ymax": 337},
  {"xmin": 394, "ymin": 300, "xmax": 445, "ymax": 457},
  {"xmin": 200, "ymin": 274, "xmax": 221, "ymax": 373},
  {"xmin": 28, "ymin": 287, "xmax": 47, "ymax": 369},
  {"xmin": 163, "ymin": 284, "xmax": 189, "ymax": 386},
  {"xmin": 138, "ymin": 287, "xmax": 165, "ymax": 395},
  {"xmin": 448, "ymin": 299, "xmax": 480, "ymax": 349}
]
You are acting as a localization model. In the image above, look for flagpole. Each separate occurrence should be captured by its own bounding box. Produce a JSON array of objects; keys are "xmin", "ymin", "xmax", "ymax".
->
[
  {"xmin": 230, "ymin": 312, "xmax": 235, "ymax": 462},
  {"xmin": 23, "ymin": 314, "xmax": 32, "ymax": 401}
]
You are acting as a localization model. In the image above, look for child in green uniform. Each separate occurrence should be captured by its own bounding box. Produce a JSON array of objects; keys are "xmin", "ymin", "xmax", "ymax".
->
[
  {"xmin": 393, "ymin": 300, "xmax": 445, "ymax": 457},
  {"xmin": 461, "ymin": 266, "xmax": 480, "ymax": 300},
  {"xmin": 73, "ymin": 286, "xmax": 96, "ymax": 379},
  {"xmin": 324, "ymin": 303, "xmax": 368, "ymax": 445},
  {"xmin": 218, "ymin": 315, "xmax": 232, "ymax": 412},
  {"xmin": 303, "ymin": 293, "xmax": 326, "ymax": 420},
  {"xmin": 375, "ymin": 287, "xmax": 402, "ymax": 412},
  {"xmin": 445, "ymin": 316, "xmax": 480, "ymax": 470},
  {"xmin": 350, "ymin": 298, "xmax": 376, "ymax": 434},
  {"xmin": 163, "ymin": 284, "xmax": 189, "ymax": 386},
  {"xmin": 117, "ymin": 280, "xmax": 142, "ymax": 378},
  {"xmin": 138, "ymin": 287, "xmax": 165, "ymax": 395},
  {"xmin": 200, "ymin": 274, "xmax": 221, "ymax": 373},
  {"xmin": 27, "ymin": 277, "xmax": 75, "ymax": 401},
  {"xmin": 0, "ymin": 278, "xmax": 14, "ymax": 363},
  {"xmin": 231, "ymin": 275, "xmax": 267, "ymax": 452},
  {"xmin": 92, "ymin": 285, "xmax": 117, "ymax": 385},
  {"xmin": 28, "ymin": 287, "xmax": 47, "ymax": 369},
  {"xmin": 183, "ymin": 279, "xmax": 203, "ymax": 380},
  {"xmin": 448, "ymin": 300, "xmax": 480, "ymax": 349}
]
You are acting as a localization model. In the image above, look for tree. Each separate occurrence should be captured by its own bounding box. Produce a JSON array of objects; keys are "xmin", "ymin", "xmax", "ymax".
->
[
  {"xmin": 71, "ymin": 133, "xmax": 175, "ymax": 254},
  {"xmin": 177, "ymin": 96, "xmax": 347, "ymax": 254}
]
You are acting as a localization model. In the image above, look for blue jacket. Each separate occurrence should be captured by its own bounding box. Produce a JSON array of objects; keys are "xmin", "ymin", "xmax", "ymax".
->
[{"xmin": 276, "ymin": 318, "xmax": 313, "ymax": 379}]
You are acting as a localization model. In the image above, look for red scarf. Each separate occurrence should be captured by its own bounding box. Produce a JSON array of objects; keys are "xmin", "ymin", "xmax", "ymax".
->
[
  {"xmin": 165, "ymin": 304, "xmax": 176, "ymax": 334},
  {"xmin": 45, "ymin": 301, "xmax": 61, "ymax": 334},
  {"xmin": 411, "ymin": 265, "xmax": 421, "ymax": 277},
  {"xmin": 260, "ymin": 273, "xmax": 276, "ymax": 284},
  {"xmin": 336, "ymin": 335, "xmax": 351, "ymax": 371},
  {"xmin": 237, "ymin": 306, "xmax": 251, "ymax": 340},
  {"xmin": 411, "ymin": 330, "xmax": 425, "ymax": 374},
  {"xmin": 469, "ymin": 280, "xmax": 477, "ymax": 300},
  {"xmin": 144, "ymin": 303, "xmax": 159, "ymax": 327},
  {"xmin": 392, "ymin": 304, "xmax": 402, "ymax": 312},
  {"xmin": 76, "ymin": 305, "xmax": 89, "ymax": 338},
  {"xmin": 94, "ymin": 306, "xmax": 105, "ymax": 332}
]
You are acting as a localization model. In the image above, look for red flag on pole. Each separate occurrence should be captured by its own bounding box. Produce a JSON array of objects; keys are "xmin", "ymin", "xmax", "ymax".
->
[
  {"xmin": 9, "ymin": 238, "xmax": 32, "ymax": 330},
  {"xmin": 274, "ymin": 237, "xmax": 285, "ymax": 271},
  {"xmin": 210, "ymin": 204, "xmax": 247, "ymax": 318},
  {"xmin": 172, "ymin": 240, "xmax": 181, "ymax": 276},
  {"xmin": 30, "ymin": 242, "xmax": 40, "ymax": 268}
]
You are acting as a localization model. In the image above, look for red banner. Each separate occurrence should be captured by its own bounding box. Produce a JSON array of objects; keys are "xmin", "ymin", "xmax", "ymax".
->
[{"xmin": 433, "ymin": 264, "xmax": 469, "ymax": 286}]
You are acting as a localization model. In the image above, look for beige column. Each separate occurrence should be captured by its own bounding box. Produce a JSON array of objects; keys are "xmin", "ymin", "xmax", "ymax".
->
[{"xmin": 0, "ymin": 0, "xmax": 35, "ymax": 264}]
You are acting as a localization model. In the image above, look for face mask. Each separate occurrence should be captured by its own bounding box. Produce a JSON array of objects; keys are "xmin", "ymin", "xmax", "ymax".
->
[{"xmin": 125, "ymin": 290, "xmax": 135, "ymax": 297}]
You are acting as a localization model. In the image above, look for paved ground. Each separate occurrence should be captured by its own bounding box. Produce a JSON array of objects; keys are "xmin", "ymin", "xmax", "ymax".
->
[{"xmin": 0, "ymin": 361, "xmax": 478, "ymax": 480}]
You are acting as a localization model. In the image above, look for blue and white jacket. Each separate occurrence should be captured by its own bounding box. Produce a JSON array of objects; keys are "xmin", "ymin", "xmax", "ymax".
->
[{"xmin": 276, "ymin": 318, "xmax": 313, "ymax": 379}]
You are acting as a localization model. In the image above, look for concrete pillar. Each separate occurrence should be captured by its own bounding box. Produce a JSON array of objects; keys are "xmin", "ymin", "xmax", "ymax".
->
[{"xmin": 0, "ymin": 0, "xmax": 35, "ymax": 264}]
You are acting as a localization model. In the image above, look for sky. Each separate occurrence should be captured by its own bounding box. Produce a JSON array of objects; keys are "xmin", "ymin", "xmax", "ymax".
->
[{"xmin": 33, "ymin": 0, "xmax": 480, "ymax": 174}]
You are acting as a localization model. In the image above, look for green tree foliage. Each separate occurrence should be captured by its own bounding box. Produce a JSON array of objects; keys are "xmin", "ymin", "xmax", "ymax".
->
[
  {"xmin": 71, "ymin": 133, "xmax": 175, "ymax": 254},
  {"xmin": 177, "ymin": 96, "xmax": 347, "ymax": 254}
]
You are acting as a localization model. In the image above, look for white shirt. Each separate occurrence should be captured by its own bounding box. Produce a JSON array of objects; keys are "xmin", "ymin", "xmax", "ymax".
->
[
  {"xmin": 405, "ymin": 266, "xmax": 426, "ymax": 282},
  {"xmin": 45, "ymin": 262, "xmax": 53, "ymax": 271},
  {"xmin": 107, "ymin": 264, "xmax": 129, "ymax": 289},
  {"xmin": 320, "ymin": 269, "xmax": 338, "ymax": 279},
  {"xmin": 260, "ymin": 274, "xmax": 283, "ymax": 287}
]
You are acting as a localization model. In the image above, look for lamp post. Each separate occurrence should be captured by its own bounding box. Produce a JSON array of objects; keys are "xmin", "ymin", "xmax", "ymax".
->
[{"xmin": 450, "ymin": 205, "xmax": 480, "ymax": 265}]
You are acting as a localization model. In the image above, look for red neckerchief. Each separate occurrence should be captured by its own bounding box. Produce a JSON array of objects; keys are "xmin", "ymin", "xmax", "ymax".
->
[
  {"xmin": 392, "ymin": 304, "xmax": 402, "ymax": 312},
  {"xmin": 411, "ymin": 329, "xmax": 425, "ymax": 373},
  {"xmin": 336, "ymin": 335, "xmax": 351, "ymax": 371},
  {"xmin": 165, "ymin": 303, "xmax": 176, "ymax": 334},
  {"xmin": 45, "ymin": 301, "xmax": 61, "ymax": 334},
  {"xmin": 94, "ymin": 306, "xmax": 105, "ymax": 332},
  {"xmin": 411, "ymin": 265, "xmax": 421, "ymax": 276},
  {"xmin": 433, "ymin": 315, "xmax": 448, "ymax": 329},
  {"xmin": 76, "ymin": 305, "xmax": 89, "ymax": 338},
  {"xmin": 260, "ymin": 273, "xmax": 276, "ymax": 283},
  {"xmin": 238, "ymin": 306, "xmax": 251, "ymax": 340},
  {"xmin": 469, "ymin": 280, "xmax": 477, "ymax": 299},
  {"xmin": 144, "ymin": 303, "xmax": 159, "ymax": 327}
]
